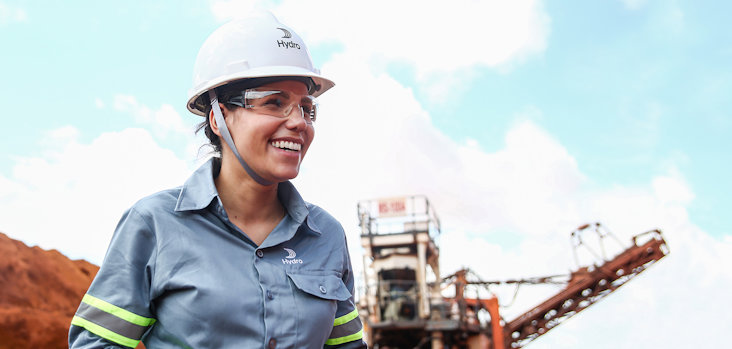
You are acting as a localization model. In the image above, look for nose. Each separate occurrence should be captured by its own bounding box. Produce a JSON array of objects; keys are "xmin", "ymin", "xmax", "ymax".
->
[
  {"xmin": 284, "ymin": 105, "xmax": 308, "ymax": 130},
  {"xmin": 283, "ymin": 103, "xmax": 303, "ymax": 118}
]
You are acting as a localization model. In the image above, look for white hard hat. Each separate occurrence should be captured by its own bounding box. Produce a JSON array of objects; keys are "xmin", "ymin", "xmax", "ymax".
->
[{"xmin": 187, "ymin": 12, "xmax": 335, "ymax": 116}]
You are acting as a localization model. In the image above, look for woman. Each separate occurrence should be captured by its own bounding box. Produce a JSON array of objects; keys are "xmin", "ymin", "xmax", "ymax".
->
[{"xmin": 69, "ymin": 12, "xmax": 366, "ymax": 349}]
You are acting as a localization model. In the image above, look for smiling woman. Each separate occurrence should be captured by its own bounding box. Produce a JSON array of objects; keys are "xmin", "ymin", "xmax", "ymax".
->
[
  {"xmin": 201, "ymin": 79, "xmax": 318, "ymax": 190},
  {"xmin": 68, "ymin": 11, "xmax": 366, "ymax": 349}
]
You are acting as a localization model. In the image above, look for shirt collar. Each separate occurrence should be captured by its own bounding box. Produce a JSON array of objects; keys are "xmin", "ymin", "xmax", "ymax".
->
[
  {"xmin": 174, "ymin": 158, "xmax": 320, "ymax": 235},
  {"xmin": 277, "ymin": 180, "xmax": 309, "ymax": 225},
  {"xmin": 281, "ymin": 182, "xmax": 322, "ymax": 235},
  {"xmin": 175, "ymin": 157, "xmax": 219, "ymax": 212}
]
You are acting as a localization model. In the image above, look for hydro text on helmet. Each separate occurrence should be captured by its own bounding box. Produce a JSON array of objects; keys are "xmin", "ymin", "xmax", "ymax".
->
[{"xmin": 277, "ymin": 40, "xmax": 301, "ymax": 50}]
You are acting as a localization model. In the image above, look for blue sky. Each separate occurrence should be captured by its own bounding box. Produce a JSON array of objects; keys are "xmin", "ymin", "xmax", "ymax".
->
[
  {"xmin": 422, "ymin": 1, "xmax": 731, "ymax": 237},
  {"xmin": 2, "ymin": 0, "xmax": 728, "ymax": 236},
  {"xmin": 1, "ymin": 1, "xmax": 731, "ymax": 348}
]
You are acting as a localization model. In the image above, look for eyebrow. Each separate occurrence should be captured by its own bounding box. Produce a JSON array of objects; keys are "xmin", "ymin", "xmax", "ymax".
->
[
  {"xmin": 276, "ymin": 91, "xmax": 291, "ymax": 100},
  {"xmin": 253, "ymin": 89, "xmax": 312, "ymax": 103}
]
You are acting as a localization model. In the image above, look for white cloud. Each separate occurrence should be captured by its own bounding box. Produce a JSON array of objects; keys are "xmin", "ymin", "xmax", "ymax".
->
[
  {"xmin": 0, "ymin": 127, "xmax": 192, "ymax": 264},
  {"xmin": 113, "ymin": 94, "xmax": 191, "ymax": 138},
  {"xmin": 652, "ymin": 169, "xmax": 694, "ymax": 204},
  {"xmin": 209, "ymin": 0, "xmax": 550, "ymax": 101},
  {"xmin": 40, "ymin": 125, "xmax": 80, "ymax": 149},
  {"xmin": 297, "ymin": 53, "xmax": 584, "ymax": 237},
  {"xmin": 531, "ymin": 222, "xmax": 732, "ymax": 348},
  {"xmin": 277, "ymin": 0, "xmax": 549, "ymax": 73},
  {"xmin": 0, "ymin": 2, "xmax": 27, "ymax": 25},
  {"xmin": 435, "ymin": 172, "xmax": 732, "ymax": 347}
]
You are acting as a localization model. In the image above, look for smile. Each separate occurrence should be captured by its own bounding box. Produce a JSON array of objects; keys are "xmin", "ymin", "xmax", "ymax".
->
[{"xmin": 271, "ymin": 140, "xmax": 302, "ymax": 152}]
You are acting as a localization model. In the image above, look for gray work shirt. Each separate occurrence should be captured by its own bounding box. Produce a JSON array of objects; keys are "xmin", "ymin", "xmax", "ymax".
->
[{"xmin": 69, "ymin": 158, "xmax": 366, "ymax": 348}]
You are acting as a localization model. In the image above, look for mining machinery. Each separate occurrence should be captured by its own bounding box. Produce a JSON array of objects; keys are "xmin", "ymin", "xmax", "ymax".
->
[{"xmin": 357, "ymin": 196, "xmax": 669, "ymax": 348}]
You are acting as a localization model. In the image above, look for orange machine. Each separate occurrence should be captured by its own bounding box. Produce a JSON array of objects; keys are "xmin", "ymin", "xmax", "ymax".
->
[{"xmin": 357, "ymin": 197, "xmax": 668, "ymax": 349}]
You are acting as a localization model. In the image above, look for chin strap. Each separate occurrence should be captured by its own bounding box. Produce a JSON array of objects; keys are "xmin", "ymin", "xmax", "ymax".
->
[{"xmin": 208, "ymin": 90, "xmax": 274, "ymax": 186}]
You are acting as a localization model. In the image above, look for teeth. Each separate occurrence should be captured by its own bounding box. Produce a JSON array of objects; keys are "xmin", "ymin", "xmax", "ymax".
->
[{"xmin": 271, "ymin": 141, "xmax": 301, "ymax": 151}]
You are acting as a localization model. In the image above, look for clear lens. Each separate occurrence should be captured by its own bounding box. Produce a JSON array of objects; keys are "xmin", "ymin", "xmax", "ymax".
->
[{"xmin": 241, "ymin": 89, "xmax": 317, "ymax": 123}]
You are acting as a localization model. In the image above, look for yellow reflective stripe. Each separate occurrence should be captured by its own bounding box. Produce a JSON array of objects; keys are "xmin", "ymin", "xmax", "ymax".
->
[
  {"xmin": 82, "ymin": 294, "xmax": 156, "ymax": 327},
  {"xmin": 325, "ymin": 328, "xmax": 364, "ymax": 346},
  {"xmin": 71, "ymin": 316, "xmax": 140, "ymax": 348},
  {"xmin": 333, "ymin": 308, "xmax": 359, "ymax": 326}
]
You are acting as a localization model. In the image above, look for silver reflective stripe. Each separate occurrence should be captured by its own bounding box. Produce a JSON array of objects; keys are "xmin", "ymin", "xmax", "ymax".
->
[
  {"xmin": 328, "ymin": 315, "xmax": 363, "ymax": 340},
  {"xmin": 76, "ymin": 302, "xmax": 149, "ymax": 340},
  {"xmin": 208, "ymin": 90, "xmax": 273, "ymax": 186}
]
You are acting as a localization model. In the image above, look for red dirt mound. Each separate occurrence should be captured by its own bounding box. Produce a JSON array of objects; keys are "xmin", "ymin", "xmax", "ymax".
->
[{"xmin": 0, "ymin": 232, "xmax": 98, "ymax": 349}]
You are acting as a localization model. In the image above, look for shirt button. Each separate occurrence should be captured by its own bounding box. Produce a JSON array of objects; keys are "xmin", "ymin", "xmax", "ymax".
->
[
  {"xmin": 319, "ymin": 285, "xmax": 327, "ymax": 294},
  {"xmin": 266, "ymin": 290, "xmax": 274, "ymax": 300},
  {"xmin": 268, "ymin": 338, "xmax": 277, "ymax": 349},
  {"xmin": 256, "ymin": 250, "xmax": 264, "ymax": 258}
]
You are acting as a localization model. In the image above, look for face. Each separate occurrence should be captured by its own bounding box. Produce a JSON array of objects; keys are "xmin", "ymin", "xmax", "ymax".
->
[{"xmin": 214, "ymin": 80, "xmax": 315, "ymax": 183}]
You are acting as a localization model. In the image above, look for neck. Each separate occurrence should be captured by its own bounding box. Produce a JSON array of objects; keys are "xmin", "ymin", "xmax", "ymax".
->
[{"xmin": 215, "ymin": 157, "xmax": 285, "ymax": 231}]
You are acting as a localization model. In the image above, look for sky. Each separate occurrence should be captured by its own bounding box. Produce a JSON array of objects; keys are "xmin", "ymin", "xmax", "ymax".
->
[{"xmin": 1, "ymin": 0, "xmax": 731, "ymax": 347}]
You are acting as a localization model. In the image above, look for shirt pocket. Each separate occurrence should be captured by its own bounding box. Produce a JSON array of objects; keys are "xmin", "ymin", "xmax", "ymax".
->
[
  {"xmin": 286, "ymin": 272, "xmax": 352, "ymax": 346},
  {"xmin": 286, "ymin": 272, "xmax": 352, "ymax": 302}
]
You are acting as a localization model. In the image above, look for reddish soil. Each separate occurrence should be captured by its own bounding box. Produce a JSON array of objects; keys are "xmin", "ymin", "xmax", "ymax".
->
[{"xmin": 0, "ymin": 232, "xmax": 98, "ymax": 349}]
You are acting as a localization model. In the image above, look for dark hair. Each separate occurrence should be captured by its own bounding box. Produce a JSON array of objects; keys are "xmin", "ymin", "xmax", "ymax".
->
[
  {"xmin": 195, "ymin": 91, "xmax": 238, "ymax": 156},
  {"xmin": 195, "ymin": 113, "xmax": 223, "ymax": 156}
]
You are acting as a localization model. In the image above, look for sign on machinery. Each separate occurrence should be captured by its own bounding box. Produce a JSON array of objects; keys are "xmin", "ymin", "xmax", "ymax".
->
[{"xmin": 377, "ymin": 197, "xmax": 407, "ymax": 218}]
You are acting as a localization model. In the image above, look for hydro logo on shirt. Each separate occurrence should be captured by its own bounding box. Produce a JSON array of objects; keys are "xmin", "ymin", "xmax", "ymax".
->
[{"xmin": 282, "ymin": 248, "xmax": 304, "ymax": 264}]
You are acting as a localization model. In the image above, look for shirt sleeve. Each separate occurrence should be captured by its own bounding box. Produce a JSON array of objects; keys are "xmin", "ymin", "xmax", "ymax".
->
[
  {"xmin": 324, "ymin": 237, "xmax": 367, "ymax": 349},
  {"xmin": 69, "ymin": 207, "xmax": 158, "ymax": 349}
]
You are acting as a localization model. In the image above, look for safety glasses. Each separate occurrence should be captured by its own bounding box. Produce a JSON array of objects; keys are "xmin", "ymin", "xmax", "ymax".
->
[{"xmin": 226, "ymin": 89, "xmax": 318, "ymax": 124}]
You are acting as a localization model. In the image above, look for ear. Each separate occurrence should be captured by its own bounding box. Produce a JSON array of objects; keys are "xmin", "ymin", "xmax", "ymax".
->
[
  {"xmin": 208, "ymin": 103, "xmax": 227, "ymax": 137},
  {"xmin": 209, "ymin": 109, "xmax": 220, "ymax": 137}
]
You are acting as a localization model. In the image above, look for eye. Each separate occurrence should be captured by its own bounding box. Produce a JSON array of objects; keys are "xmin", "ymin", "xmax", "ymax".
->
[
  {"xmin": 244, "ymin": 90, "xmax": 286, "ymax": 110},
  {"xmin": 262, "ymin": 96, "xmax": 284, "ymax": 108}
]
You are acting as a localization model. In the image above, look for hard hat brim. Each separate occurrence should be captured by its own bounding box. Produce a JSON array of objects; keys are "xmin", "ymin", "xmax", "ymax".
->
[{"xmin": 187, "ymin": 66, "xmax": 335, "ymax": 116}]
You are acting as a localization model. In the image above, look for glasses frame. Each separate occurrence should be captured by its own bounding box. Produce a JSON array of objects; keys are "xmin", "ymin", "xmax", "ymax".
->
[{"xmin": 225, "ymin": 89, "xmax": 318, "ymax": 124}]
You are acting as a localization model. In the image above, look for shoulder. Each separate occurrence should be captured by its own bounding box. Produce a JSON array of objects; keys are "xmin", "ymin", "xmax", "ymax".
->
[
  {"xmin": 107, "ymin": 187, "xmax": 184, "ymax": 248},
  {"xmin": 304, "ymin": 202, "xmax": 345, "ymax": 237},
  {"xmin": 304, "ymin": 201, "xmax": 337, "ymax": 222},
  {"xmin": 128, "ymin": 187, "xmax": 183, "ymax": 218}
]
